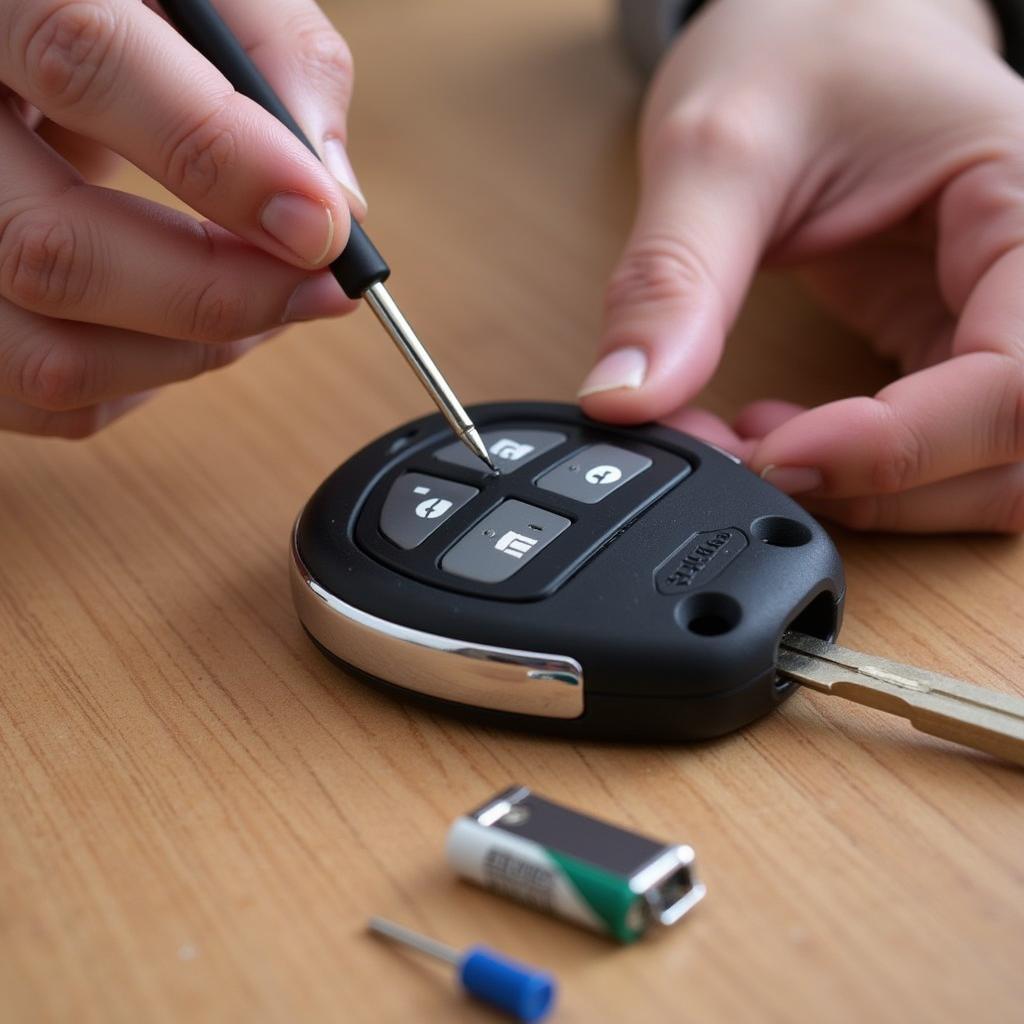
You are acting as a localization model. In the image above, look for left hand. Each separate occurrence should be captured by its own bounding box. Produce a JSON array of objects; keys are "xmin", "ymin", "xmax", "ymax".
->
[{"xmin": 580, "ymin": 0, "xmax": 1024, "ymax": 532}]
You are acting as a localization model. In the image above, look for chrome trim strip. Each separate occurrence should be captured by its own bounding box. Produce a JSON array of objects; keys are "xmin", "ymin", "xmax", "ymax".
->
[{"xmin": 290, "ymin": 525, "xmax": 584, "ymax": 719}]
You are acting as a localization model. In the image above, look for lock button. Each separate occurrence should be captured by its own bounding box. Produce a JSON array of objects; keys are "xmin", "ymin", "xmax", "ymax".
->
[{"xmin": 380, "ymin": 473, "xmax": 479, "ymax": 549}]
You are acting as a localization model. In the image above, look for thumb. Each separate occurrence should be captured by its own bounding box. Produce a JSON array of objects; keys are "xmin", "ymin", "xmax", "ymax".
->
[{"xmin": 579, "ymin": 106, "xmax": 789, "ymax": 423}]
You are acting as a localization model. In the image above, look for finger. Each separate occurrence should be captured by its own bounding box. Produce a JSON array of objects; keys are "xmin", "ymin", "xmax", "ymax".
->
[
  {"xmin": 801, "ymin": 461, "xmax": 1024, "ymax": 534},
  {"xmin": 750, "ymin": 159, "xmax": 1024, "ymax": 499},
  {"xmin": 0, "ymin": 390, "xmax": 152, "ymax": 438},
  {"xmin": 36, "ymin": 118, "xmax": 120, "ymax": 180},
  {"xmin": 0, "ymin": 298, "xmax": 279, "ymax": 411},
  {"xmin": 207, "ymin": 0, "xmax": 365, "ymax": 215},
  {"xmin": 797, "ymin": 234, "xmax": 954, "ymax": 372},
  {"xmin": 750, "ymin": 349, "xmax": 1023, "ymax": 498},
  {"xmin": 2, "ymin": 0, "xmax": 350, "ymax": 268},
  {"xmin": 658, "ymin": 405, "xmax": 756, "ymax": 462},
  {"xmin": 732, "ymin": 399, "xmax": 803, "ymax": 439},
  {"xmin": 579, "ymin": 96, "xmax": 801, "ymax": 423},
  {"xmin": 0, "ymin": 110, "xmax": 355, "ymax": 339},
  {"xmin": 0, "ymin": 189, "xmax": 355, "ymax": 340}
]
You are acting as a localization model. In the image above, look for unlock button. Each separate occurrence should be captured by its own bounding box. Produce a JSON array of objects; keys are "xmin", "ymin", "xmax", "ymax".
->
[
  {"xmin": 536, "ymin": 444, "xmax": 652, "ymax": 504},
  {"xmin": 380, "ymin": 473, "xmax": 478, "ymax": 549}
]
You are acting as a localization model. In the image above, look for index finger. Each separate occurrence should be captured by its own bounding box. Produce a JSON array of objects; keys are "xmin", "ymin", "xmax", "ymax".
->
[{"xmin": 1, "ymin": 0, "xmax": 349, "ymax": 268}]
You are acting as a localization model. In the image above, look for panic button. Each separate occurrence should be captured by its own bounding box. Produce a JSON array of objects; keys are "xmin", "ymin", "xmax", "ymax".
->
[{"xmin": 536, "ymin": 444, "xmax": 651, "ymax": 504}]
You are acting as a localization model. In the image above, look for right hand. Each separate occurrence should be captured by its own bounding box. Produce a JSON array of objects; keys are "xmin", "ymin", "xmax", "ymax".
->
[
  {"xmin": 581, "ymin": 0, "xmax": 1024, "ymax": 533},
  {"xmin": 0, "ymin": 0, "xmax": 363, "ymax": 438}
]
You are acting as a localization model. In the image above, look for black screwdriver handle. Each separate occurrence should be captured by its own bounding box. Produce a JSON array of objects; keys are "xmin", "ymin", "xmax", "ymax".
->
[{"xmin": 160, "ymin": 0, "xmax": 390, "ymax": 298}]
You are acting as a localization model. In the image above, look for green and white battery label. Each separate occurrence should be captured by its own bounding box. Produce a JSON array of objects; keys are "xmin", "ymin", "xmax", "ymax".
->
[{"xmin": 446, "ymin": 817, "xmax": 649, "ymax": 942}]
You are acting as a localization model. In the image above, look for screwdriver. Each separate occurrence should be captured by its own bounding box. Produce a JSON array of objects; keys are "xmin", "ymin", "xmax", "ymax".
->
[
  {"xmin": 160, "ymin": 0, "xmax": 496, "ymax": 472},
  {"xmin": 367, "ymin": 916, "xmax": 557, "ymax": 1022}
]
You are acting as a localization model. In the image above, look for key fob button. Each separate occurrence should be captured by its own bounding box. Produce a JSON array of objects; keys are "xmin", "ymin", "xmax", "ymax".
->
[
  {"xmin": 442, "ymin": 500, "xmax": 571, "ymax": 583},
  {"xmin": 536, "ymin": 443, "xmax": 652, "ymax": 504},
  {"xmin": 434, "ymin": 429, "xmax": 567, "ymax": 473},
  {"xmin": 380, "ymin": 473, "xmax": 479, "ymax": 549}
]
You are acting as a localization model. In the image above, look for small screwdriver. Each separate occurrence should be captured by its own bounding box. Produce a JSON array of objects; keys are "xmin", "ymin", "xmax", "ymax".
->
[
  {"xmin": 367, "ymin": 916, "xmax": 557, "ymax": 1022},
  {"xmin": 160, "ymin": 0, "xmax": 496, "ymax": 472}
]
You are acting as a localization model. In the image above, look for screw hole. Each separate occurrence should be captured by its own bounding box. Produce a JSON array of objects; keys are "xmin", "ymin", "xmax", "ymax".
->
[
  {"xmin": 688, "ymin": 614, "xmax": 732, "ymax": 636},
  {"xmin": 750, "ymin": 515, "xmax": 812, "ymax": 548},
  {"xmin": 676, "ymin": 592, "xmax": 742, "ymax": 637}
]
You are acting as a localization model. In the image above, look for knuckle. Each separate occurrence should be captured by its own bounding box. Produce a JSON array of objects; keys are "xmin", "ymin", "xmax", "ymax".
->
[
  {"xmin": 869, "ymin": 405, "xmax": 928, "ymax": 495},
  {"xmin": 943, "ymin": 157, "xmax": 1024, "ymax": 233},
  {"xmin": 652, "ymin": 96, "xmax": 767, "ymax": 168},
  {"xmin": 178, "ymin": 278, "xmax": 248, "ymax": 342},
  {"xmin": 938, "ymin": 160, "xmax": 1024, "ymax": 306},
  {"xmin": 293, "ymin": 25, "xmax": 353, "ymax": 106},
  {"xmin": 164, "ymin": 106, "xmax": 238, "ymax": 202},
  {"xmin": 18, "ymin": 338, "xmax": 95, "ymax": 411},
  {"xmin": 20, "ymin": 1, "xmax": 121, "ymax": 113},
  {"xmin": 604, "ymin": 238, "xmax": 711, "ymax": 316},
  {"xmin": 0, "ymin": 209, "xmax": 87, "ymax": 313}
]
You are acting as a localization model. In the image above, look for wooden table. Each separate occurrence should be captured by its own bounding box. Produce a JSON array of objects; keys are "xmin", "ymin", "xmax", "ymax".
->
[{"xmin": 3, "ymin": 2, "xmax": 1022, "ymax": 1021}]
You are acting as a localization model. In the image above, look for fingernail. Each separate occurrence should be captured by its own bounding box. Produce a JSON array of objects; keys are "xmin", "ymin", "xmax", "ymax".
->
[
  {"xmin": 260, "ymin": 192, "xmax": 335, "ymax": 265},
  {"xmin": 577, "ymin": 346, "xmax": 648, "ymax": 398},
  {"xmin": 760, "ymin": 464, "xmax": 823, "ymax": 495},
  {"xmin": 323, "ymin": 137, "xmax": 367, "ymax": 212},
  {"xmin": 283, "ymin": 273, "xmax": 348, "ymax": 323}
]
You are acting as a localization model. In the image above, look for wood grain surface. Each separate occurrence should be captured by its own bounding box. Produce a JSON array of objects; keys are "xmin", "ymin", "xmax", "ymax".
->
[{"xmin": 2, "ymin": 2, "xmax": 1022, "ymax": 1021}]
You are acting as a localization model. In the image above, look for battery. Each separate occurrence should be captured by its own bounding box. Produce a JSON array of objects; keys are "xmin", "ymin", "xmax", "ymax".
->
[{"xmin": 446, "ymin": 786, "xmax": 705, "ymax": 943}]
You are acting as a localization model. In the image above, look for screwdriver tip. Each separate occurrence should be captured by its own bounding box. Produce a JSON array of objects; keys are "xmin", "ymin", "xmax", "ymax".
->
[{"xmin": 464, "ymin": 426, "xmax": 498, "ymax": 473}]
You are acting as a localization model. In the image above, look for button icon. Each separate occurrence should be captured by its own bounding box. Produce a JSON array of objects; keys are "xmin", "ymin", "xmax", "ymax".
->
[
  {"xmin": 434, "ymin": 429, "xmax": 566, "ymax": 473},
  {"xmin": 416, "ymin": 496, "xmax": 454, "ymax": 519},
  {"xmin": 441, "ymin": 500, "xmax": 570, "ymax": 583},
  {"xmin": 584, "ymin": 464, "xmax": 623, "ymax": 486},
  {"xmin": 536, "ymin": 444, "xmax": 652, "ymax": 504},
  {"xmin": 490, "ymin": 438, "xmax": 536, "ymax": 462},
  {"xmin": 380, "ymin": 473, "xmax": 479, "ymax": 549},
  {"xmin": 493, "ymin": 530, "xmax": 538, "ymax": 559}
]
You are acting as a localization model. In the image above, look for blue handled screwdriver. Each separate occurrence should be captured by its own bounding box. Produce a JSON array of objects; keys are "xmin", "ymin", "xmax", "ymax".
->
[{"xmin": 367, "ymin": 916, "xmax": 557, "ymax": 1022}]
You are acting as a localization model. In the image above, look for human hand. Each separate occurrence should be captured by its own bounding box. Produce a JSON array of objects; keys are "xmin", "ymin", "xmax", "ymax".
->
[
  {"xmin": 0, "ymin": 0, "xmax": 362, "ymax": 437},
  {"xmin": 581, "ymin": 0, "xmax": 1024, "ymax": 532}
]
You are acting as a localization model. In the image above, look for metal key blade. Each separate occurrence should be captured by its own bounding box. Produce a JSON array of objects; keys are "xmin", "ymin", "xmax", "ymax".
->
[{"xmin": 778, "ymin": 632, "xmax": 1024, "ymax": 768}]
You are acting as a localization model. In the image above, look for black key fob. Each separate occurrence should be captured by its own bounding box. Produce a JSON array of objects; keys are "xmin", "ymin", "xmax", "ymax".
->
[{"xmin": 292, "ymin": 402, "xmax": 845, "ymax": 740}]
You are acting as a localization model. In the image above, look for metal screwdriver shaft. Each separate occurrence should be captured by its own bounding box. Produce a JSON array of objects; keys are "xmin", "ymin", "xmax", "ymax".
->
[
  {"xmin": 367, "ymin": 916, "xmax": 556, "ymax": 1022},
  {"xmin": 160, "ymin": 0, "xmax": 496, "ymax": 472},
  {"xmin": 362, "ymin": 284, "xmax": 491, "ymax": 466},
  {"xmin": 368, "ymin": 916, "xmax": 461, "ymax": 965}
]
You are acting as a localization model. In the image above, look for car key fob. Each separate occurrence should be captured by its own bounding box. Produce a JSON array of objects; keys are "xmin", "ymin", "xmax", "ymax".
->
[{"xmin": 291, "ymin": 402, "xmax": 845, "ymax": 740}]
